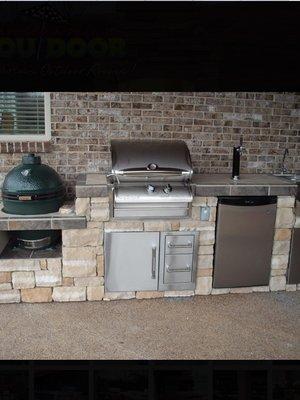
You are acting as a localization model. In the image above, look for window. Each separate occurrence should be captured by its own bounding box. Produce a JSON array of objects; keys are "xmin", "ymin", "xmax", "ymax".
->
[{"xmin": 0, "ymin": 92, "xmax": 51, "ymax": 142}]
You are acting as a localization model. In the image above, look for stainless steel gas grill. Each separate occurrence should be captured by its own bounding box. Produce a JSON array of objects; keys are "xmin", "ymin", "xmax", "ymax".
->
[{"xmin": 107, "ymin": 140, "xmax": 194, "ymax": 219}]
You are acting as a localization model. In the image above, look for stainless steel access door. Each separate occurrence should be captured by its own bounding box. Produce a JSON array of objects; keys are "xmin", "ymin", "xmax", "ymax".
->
[
  {"xmin": 287, "ymin": 228, "xmax": 300, "ymax": 284},
  {"xmin": 105, "ymin": 232, "xmax": 160, "ymax": 292},
  {"xmin": 213, "ymin": 198, "xmax": 277, "ymax": 288}
]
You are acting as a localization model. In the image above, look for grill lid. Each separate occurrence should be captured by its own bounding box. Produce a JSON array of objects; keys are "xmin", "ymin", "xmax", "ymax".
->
[{"xmin": 110, "ymin": 140, "xmax": 193, "ymax": 181}]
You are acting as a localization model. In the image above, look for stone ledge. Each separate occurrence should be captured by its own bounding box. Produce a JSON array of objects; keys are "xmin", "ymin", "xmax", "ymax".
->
[{"xmin": 0, "ymin": 202, "xmax": 87, "ymax": 231}]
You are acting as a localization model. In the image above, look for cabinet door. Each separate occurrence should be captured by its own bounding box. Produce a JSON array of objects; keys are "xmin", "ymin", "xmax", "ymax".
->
[
  {"xmin": 213, "ymin": 203, "xmax": 277, "ymax": 288},
  {"xmin": 105, "ymin": 232, "xmax": 159, "ymax": 292},
  {"xmin": 287, "ymin": 229, "xmax": 300, "ymax": 284}
]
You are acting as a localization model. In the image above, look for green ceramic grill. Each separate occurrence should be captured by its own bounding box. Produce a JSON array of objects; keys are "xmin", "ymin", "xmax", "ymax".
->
[{"xmin": 2, "ymin": 154, "xmax": 66, "ymax": 249}]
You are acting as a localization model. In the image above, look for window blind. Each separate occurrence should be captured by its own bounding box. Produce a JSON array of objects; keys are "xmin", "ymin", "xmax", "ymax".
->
[{"xmin": 0, "ymin": 92, "xmax": 46, "ymax": 136}]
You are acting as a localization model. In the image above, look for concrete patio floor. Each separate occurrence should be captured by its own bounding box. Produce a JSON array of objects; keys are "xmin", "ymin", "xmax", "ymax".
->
[{"xmin": 0, "ymin": 291, "xmax": 299, "ymax": 360}]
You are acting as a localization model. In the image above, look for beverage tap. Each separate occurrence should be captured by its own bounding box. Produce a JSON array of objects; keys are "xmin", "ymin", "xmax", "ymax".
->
[{"xmin": 232, "ymin": 136, "xmax": 244, "ymax": 181}]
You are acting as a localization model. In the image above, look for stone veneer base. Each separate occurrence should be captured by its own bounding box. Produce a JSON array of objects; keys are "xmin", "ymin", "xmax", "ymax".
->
[{"xmin": 0, "ymin": 195, "xmax": 298, "ymax": 303}]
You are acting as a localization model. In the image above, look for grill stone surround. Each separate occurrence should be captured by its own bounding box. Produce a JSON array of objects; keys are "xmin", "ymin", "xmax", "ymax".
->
[{"xmin": 0, "ymin": 173, "xmax": 298, "ymax": 302}]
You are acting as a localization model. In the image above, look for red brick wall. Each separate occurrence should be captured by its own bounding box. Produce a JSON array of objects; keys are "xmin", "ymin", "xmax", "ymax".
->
[{"xmin": 0, "ymin": 92, "xmax": 299, "ymax": 197}]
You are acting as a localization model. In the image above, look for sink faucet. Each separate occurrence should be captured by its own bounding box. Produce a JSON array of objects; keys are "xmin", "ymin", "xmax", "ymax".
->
[
  {"xmin": 281, "ymin": 148, "xmax": 289, "ymax": 174},
  {"xmin": 232, "ymin": 136, "xmax": 244, "ymax": 181}
]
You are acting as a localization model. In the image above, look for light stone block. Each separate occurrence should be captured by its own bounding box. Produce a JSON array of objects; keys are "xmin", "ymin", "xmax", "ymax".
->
[
  {"xmin": 275, "ymin": 208, "xmax": 295, "ymax": 228},
  {"xmin": 91, "ymin": 197, "xmax": 109, "ymax": 204},
  {"xmin": 286, "ymin": 284, "xmax": 297, "ymax": 292},
  {"xmin": 97, "ymin": 255, "xmax": 104, "ymax": 276},
  {"xmin": 179, "ymin": 220, "xmax": 215, "ymax": 231},
  {"xmin": 0, "ymin": 283, "xmax": 12, "ymax": 290},
  {"xmin": 90, "ymin": 205, "xmax": 109, "ymax": 221},
  {"xmin": 87, "ymin": 286, "xmax": 104, "ymax": 301},
  {"xmin": 12, "ymin": 272, "xmax": 35, "ymax": 289},
  {"xmin": 35, "ymin": 270, "xmax": 61, "ymax": 287},
  {"xmin": 274, "ymin": 229, "xmax": 292, "ymax": 241},
  {"xmin": 192, "ymin": 197, "xmax": 207, "ymax": 206},
  {"xmin": 75, "ymin": 197, "xmax": 90, "ymax": 216},
  {"xmin": 0, "ymin": 290, "xmax": 20, "ymax": 303},
  {"xmin": 103, "ymin": 291, "xmax": 135, "ymax": 301},
  {"xmin": 62, "ymin": 229, "xmax": 102, "ymax": 247},
  {"xmin": 0, "ymin": 259, "xmax": 40, "ymax": 272},
  {"xmin": 47, "ymin": 258, "xmax": 62, "ymax": 272},
  {"xmin": 199, "ymin": 230, "xmax": 215, "ymax": 245},
  {"xmin": 197, "ymin": 255, "xmax": 213, "ymax": 269},
  {"xmin": 272, "ymin": 241, "xmax": 291, "ymax": 255},
  {"xmin": 136, "ymin": 291, "xmax": 164, "ymax": 299},
  {"xmin": 207, "ymin": 197, "xmax": 218, "ymax": 207},
  {"xmin": 271, "ymin": 255, "xmax": 289, "ymax": 270},
  {"xmin": 87, "ymin": 221, "xmax": 103, "ymax": 229},
  {"xmin": 21, "ymin": 288, "xmax": 52, "ymax": 303},
  {"xmin": 191, "ymin": 206, "xmax": 200, "ymax": 220},
  {"xmin": 62, "ymin": 277, "xmax": 73, "ymax": 286},
  {"xmin": 195, "ymin": 277, "xmax": 212, "ymax": 295},
  {"xmin": 104, "ymin": 221, "xmax": 143, "ymax": 232},
  {"xmin": 0, "ymin": 272, "xmax": 11, "ymax": 283},
  {"xmin": 209, "ymin": 207, "xmax": 217, "ymax": 222},
  {"xmin": 277, "ymin": 196, "xmax": 295, "ymax": 208},
  {"xmin": 59, "ymin": 203, "xmax": 74, "ymax": 214},
  {"xmin": 229, "ymin": 287, "xmax": 253, "ymax": 294},
  {"xmin": 63, "ymin": 246, "xmax": 97, "ymax": 261},
  {"xmin": 39, "ymin": 260, "xmax": 47, "ymax": 270},
  {"xmin": 164, "ymin": 290, "xmax": 194, "ymax": 297},
  {"xmin": 252, "ymin": 286, "xmax": 270, "ymax": 292},
  {"xmin": 171, "ymin": 221, "xmax": 180, "ymax": 231},
  {"xmin": 52, "ymin": 287, "xmax": 86, "ymax": 302},
  {"xmin": 271, "ymin": 269, "xmax": 286, "ymax": 277},
  {"xmin": 297, "ymin": 284, "xmax": 300, "ymax": 290},
  {"xmin": 144, "ymin": 221, "xmax": 173, "ymax": 231},
  {"xmin": 197, "ymin": 268, "xmax": 213, "ymax": 277},
  {"xmin": 74, "ymin": 276, "xmax": 104, "ymax": 286},
  {"xmin": 63, "ymin": 264, "xmax": 96, "ymax": 278},
  {"xmin": 211, "ymin": 288, "xmax": 230, "ymax": 295},
  {"xmin": 198, "ymin": 245, "xmax": 214, "ymax": 255},
  {"xmin": 95, "ymin": 246, "xmax": 104, "ymax": 255},
  {"xmin": 270, "ymin": 276, "xmax": 286, "ymax": 291}
]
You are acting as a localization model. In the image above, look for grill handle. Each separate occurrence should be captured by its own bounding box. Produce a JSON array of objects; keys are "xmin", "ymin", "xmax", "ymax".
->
[
  {"xmin": 117, "ymin": 167, "xmax": 190, "ymax": 175},
  {"xmin": 166, "ymin": 264, "xmax": 192, "ymax": 273},
  {"xmin": 151, "ymin": 245, "xmax": 157, "ymax": 279},
  {"xmin": 168, "ymin": 241, "xmax": 192, "ymax": 249}
]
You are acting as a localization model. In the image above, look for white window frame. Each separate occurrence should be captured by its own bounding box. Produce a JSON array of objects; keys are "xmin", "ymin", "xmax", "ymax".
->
[{"xmin": 0, "ymin": 92, "xmax": 51, "ymax": 142}]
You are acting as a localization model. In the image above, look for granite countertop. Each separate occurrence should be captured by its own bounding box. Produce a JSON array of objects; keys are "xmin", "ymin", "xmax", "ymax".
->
[
  {"xmin": 0, "ymin": 202, "xmax": 86, "ymax": 231},
  {"xmin": 191, "ymin": 173, "xmax": 297, "ymax": 196},
  {"xmin": 76, "ymin": 173, "xmax": 297, "ymax": 197}
]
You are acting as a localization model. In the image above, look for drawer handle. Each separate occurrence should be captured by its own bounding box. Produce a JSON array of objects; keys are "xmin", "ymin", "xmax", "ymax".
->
[
  {"xmin": 168, "ymin": 241, "xmax": 192, "ymax": 249},
  {"xmin": 166, "ymin": 264, "xmax": 192, "ymax": 273},
  {"xmin": 151, "ymin": 246, "xmax": 156, "ymax": 279}
]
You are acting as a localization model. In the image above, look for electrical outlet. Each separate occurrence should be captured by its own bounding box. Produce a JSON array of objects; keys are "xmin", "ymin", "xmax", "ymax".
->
[{"xmin": 200, "ymin": 206, "xmax": 210, "ymax": 221}]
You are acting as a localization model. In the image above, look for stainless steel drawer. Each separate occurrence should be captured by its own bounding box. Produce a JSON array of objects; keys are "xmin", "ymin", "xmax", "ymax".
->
[
  {"xmin": 165, "ymin": 234, "xmax": 194, "ymax": 254},
  {"xmin": 164, "ymin": 254, "xmax": 194, "ymax": 284}
]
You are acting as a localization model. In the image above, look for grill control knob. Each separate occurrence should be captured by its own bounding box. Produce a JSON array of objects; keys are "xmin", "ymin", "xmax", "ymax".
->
[
  {"xmin": 146, "ymin": 184, "xmax": 155, "ymax": 193},
  {"xmin": 147, "ymin": 163, "xmax": 158, "ymax": 171},
  {"xmin": 163, "ymin": 184, "xmax": 172, "ymax": 194}
]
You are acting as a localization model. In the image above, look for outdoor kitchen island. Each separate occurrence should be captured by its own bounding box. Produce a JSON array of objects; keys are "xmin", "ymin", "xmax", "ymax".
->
[
  {"xmin": 0, "ymin": 172, "xmax": 298, "ymax": 303},
  {"xmin": 73, "ymin": 172, "xmax": 298, "ymax": 300}
]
